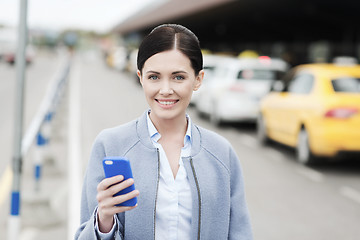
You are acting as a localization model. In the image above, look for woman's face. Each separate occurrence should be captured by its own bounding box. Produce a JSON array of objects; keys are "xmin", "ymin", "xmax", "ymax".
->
[{"xmin": 138, "ymin": 49, "xmax": 203, "ymax": 122}]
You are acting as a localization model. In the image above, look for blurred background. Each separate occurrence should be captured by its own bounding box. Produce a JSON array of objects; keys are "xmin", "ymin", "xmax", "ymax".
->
[{"xmin": 1, "ymin": 0, "xmax": 360, "ymax": 239}]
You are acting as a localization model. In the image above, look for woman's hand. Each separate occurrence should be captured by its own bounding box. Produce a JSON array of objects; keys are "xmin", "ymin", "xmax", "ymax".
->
[{"xmin": 96, "ymin": 175, "xmax": 139, "ymax": 233}]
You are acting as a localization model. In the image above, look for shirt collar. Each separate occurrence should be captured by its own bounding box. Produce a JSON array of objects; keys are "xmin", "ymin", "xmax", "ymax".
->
[{"xmin": 146, "ymin": 111, "xmax": 192, "ymax": 145}]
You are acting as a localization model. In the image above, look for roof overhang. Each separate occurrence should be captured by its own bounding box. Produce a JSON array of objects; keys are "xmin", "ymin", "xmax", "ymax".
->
[{"xmin": 113, "ymin": 0, "xmax": 235, "ymax": 34}]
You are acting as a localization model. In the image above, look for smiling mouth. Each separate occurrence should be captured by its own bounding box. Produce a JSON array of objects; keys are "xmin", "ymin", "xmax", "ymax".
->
[{"xmin": 155, "ymin": 99, "xmax": 179, "ymax": 106}]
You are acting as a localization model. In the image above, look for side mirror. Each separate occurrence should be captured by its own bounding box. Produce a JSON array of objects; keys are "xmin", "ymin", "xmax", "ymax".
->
[{"xmin": 271, "ymin": 80, "xmax": 285, "ymax": 92}]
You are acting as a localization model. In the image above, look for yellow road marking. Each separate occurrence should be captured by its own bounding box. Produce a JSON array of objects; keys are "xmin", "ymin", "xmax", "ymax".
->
[{"xmin": 0, "ymin": 165, "xmax": 13, "ymax": 206}]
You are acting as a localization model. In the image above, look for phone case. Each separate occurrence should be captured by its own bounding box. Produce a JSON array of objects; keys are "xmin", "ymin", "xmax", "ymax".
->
[{"xmin": 102, "ymin": 157, "xmax": 137, "ymax": 207}]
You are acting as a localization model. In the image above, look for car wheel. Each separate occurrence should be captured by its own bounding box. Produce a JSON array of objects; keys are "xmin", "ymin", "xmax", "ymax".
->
[
  {"xmin": 296, "ymin": 128, "xmax": 316, "ymax": 165},
  {"xmin": 257, "ymin": 114, "xmax": 269, "ymax": 145}
]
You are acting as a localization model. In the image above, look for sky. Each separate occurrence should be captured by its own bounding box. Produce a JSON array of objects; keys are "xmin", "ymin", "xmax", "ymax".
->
[{"xmin": 0, "ymin": 0, "xmax": 161, "ymax": 33}]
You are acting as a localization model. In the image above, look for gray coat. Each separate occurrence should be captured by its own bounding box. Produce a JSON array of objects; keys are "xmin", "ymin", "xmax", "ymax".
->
[{"xmin": 75, "ymin": 111, "xmax": 253, "ymax": 240}]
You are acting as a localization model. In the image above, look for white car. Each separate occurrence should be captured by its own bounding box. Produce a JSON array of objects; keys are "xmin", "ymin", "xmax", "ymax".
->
[
  {"xmin": 0, "ymin": 27, "xmax": 35, "ymax": 65},
  {"xmin": 196, "ymin": 56, "xmax": 289, "ymax": 125},
  {"xmin": 191, "ymin": 54, "xmax": 233, "ymax": 106}
]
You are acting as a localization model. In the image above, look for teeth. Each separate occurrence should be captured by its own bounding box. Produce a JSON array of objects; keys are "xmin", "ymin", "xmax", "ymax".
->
[{"xmin": 158, "ymin": 100, "xmax": 176, "ymax": 105}]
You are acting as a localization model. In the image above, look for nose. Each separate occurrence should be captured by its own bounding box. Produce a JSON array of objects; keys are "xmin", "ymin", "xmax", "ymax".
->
[{"xmin": 159, "ymin": 80, "xmax": 174, "ymax": 95}]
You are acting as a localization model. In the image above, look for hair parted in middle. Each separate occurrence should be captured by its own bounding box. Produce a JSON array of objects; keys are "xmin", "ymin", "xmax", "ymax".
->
[{"xmin": 137, "ymin": 24, "xmax": 203, "ymax": 75}]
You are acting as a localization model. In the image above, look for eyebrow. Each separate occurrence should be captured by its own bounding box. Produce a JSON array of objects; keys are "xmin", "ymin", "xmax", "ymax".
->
[
  {"xmin": 172, "ymin": 71, "xmax": 188, "ymax": 75},
  {"xmin": 145, "ymin": 71, "xmax": 160, "ymax": 75},
  {"xmin": 145, "ymin": 70, "xmax": 188, "ymax": 75}
]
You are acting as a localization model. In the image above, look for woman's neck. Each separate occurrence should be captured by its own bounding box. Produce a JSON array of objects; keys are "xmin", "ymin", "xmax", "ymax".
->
[{"xmin": 149, "ymin": 112, "xmax": 187, "ymax": 138}]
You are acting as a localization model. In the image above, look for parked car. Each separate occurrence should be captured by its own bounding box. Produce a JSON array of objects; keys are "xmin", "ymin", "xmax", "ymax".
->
[
  {"xmin": 2, "ymin": 45, "xmax": 35, "ymax": 65},
  {"xmin": 196, "ymin": 56, "xmax": 289, "ymax": 125},
  {"xmin": 191, "ymin": 54, "xmax": 233, "ymax": 106},
  {"xmin": 106, "ymin": 46, "xmax": 128, "ymax": 71},
  {"xmin": 257, "ymin": 60, "xmax": 360, "ymax": 164},
  {"xmin": 0, "ymin": 28, "xmax": 35, "ymax": 65}
]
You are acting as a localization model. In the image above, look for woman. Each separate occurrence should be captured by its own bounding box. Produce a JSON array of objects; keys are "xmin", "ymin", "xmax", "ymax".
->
[{"xmin": 75, "ymin": 24, "xmax": 252, "ymax": 240}]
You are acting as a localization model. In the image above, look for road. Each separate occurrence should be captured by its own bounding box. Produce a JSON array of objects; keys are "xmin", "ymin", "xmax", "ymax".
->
[{"xmin": 1, "ymin": 50, "xmax": 360, "ymax": 240}]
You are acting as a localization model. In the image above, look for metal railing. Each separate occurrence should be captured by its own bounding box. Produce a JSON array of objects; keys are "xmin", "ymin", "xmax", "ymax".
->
[{"xmin": 8, "ymin": 52, "xmax": 72, "ymax": 240}]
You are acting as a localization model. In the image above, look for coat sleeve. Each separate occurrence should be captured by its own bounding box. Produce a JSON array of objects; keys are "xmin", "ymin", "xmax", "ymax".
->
[
  {"xmin": 228, "ymin": 147, "xmax": 253, "ymax": 240},
  {"xmin": 74, "ymin": 132, "xmax": 125, "ymax": 240}
]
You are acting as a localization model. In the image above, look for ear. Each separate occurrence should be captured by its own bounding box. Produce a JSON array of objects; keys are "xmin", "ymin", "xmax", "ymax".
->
[
  {"xmin": 137, "ymin": 70, "xmax": 143, "ymax": 86},
  {"xmin": 193, "ymin": 70, "xmax": 204, "ymax": 91}
]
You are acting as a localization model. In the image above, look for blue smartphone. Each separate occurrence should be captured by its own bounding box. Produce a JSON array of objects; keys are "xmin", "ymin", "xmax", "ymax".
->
[{"xmin": 102, "ymin": 157, "xmax": 137, "ymax": 207}]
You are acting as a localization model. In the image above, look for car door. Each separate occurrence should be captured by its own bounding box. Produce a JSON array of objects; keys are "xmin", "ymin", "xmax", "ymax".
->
[
  {"xmin": 278, "ymin": 71, "xmax": 315, "ymax": 146},
  {"xmin": 262, "ymin": 70, "xmax": 295, "ymax": 142}
]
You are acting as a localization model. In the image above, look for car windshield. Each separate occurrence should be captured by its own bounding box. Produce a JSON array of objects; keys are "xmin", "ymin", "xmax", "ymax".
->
[
  {"xmin": 237, "ymin": 69, "xmax": 285, "ymax": 80},
  {"xmin": 331, "ymin": 77, "xmax": 360, "ymax": 93}
]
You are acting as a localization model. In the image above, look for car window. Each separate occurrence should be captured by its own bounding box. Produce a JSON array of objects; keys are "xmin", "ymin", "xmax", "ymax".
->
[
  {"xmin": 204, "ymin": 66, "xmax": 215, "ymax": 72},
  {"xmin": 236, "ymin": 69, "xmax": 284, "ymax": 80},
  {"xmin": 287, "ymin": 73, "xmax": 314, "ymax": 94},
  {"xmin": 331, "ymin": 77, "xmax": 360, "ymax": 93}
]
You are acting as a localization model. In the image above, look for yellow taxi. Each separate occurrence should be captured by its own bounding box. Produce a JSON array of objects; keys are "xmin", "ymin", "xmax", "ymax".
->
[{"xmin": 257, "ymin": 58, "xmax": 360, "ymax": 164}]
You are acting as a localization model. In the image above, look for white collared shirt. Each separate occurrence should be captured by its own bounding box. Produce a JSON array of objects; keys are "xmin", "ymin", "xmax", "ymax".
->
[{"xmin": 147, "ymin": 113, "xmax": 193, "ymax": 240}]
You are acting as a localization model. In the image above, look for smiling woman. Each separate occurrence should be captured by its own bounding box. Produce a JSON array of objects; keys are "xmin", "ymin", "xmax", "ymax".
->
[{"xmin": 75, "ymin": 24, "xmax": 253, "ymax": 240}]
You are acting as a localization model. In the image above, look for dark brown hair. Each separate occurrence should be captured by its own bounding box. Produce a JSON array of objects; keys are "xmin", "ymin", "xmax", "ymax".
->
[{"xmin": 137, "ymin": 24, "xmax": 203, "ymax": 75}]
